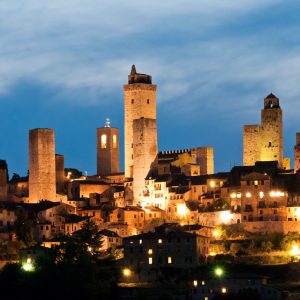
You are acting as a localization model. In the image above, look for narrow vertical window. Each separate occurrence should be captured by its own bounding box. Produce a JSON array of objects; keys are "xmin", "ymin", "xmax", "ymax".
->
[
  {"xmin": 113, "ymin": 134, "xmax": 117, "ymax": 148},
  {"xmin": 101, "ymin": 134, "xmax": 107, "ymax": 148},
  {"xmin": 131, "ymin": 99, "xmax": 134, "ymax": 104},
  {"xmin": 147, "ymin": 99, "xmax": 150, "ymax": 104}
]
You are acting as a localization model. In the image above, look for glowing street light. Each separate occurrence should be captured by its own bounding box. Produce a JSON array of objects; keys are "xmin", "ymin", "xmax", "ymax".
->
[
  {"xmin": 290, "ymin": 245, "xmax": 300, "ymax": 256},
  {"xmin": 177, "ymin": 203, "xmax": 188, "ymax": 217},
  {"xmin": 220, "ymin": 211, "xmax": 233, "ymax": 224},
  {"xmin": 122, "ymin": 268, "xmax": 131, "ymax": 277},
  {"xmin": 213, "ymin": 229, "xmax": 221, "ymax": 238},
  {"xmin": 214, "ymin": 267, "xmax": 224, "ymax": 277},
  {"xmin": 22, "ymin": 258, "xmax": 34, "ymax": 272}
]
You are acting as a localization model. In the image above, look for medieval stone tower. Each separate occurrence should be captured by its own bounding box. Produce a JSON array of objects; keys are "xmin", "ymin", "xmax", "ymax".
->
[
  {"xmin": 0, "ymin": 160, "xmax": 8, "ymax": 201},
  {"xmin": 55, "ymin": 154, "xmax": 65, "ymax": 193},
  {"xmin": 29, "ymin": 128, "xmax": 56, "ymax": 203},
  {"xmin": 97, "ymin": 118, "xmax": 120, "ymax": 176},
  {"xmin": 243, "ymin": 93, "xmax": 283, "ymax": 167},
  {"xmin": 124, "ymin": 65, "xmax": 157, "ymax": 179},
  {"xmin": 294, "ymin": 133, "xmax": 300, "ymax": 173},
  {"xmin": 133, "ymin": 117, "xmax": 158, "ymax": 202}
]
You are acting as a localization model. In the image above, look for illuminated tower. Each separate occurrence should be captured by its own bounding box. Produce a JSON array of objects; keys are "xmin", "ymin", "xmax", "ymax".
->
[
  {"xmin": 124, "ymin": 65, "xmax": 157, "ymax": 178},
  {"xmin": 0, "ymin": 160, "xmax": 8, "ymax": 201},
  {"xmin": 294, "ymin": 133, "xmax": 300, "ymax": 173},
  {"xmin": 55, "ymin": 154, "xmax": 65, "ymax": 193},
  {"xmin": 243, "ymin": 93, "xmax": 283, "ymax": 167},
  {"xmin": 29, "ymin": 128, "xmax": 56, "ymax": 202},
  {"xmin": 97, "ymin": 118, "xmax": 120, "ymax": 176}
]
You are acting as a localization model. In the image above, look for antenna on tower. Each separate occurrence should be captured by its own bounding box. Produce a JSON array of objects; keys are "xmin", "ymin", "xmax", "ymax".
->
[{"xmin": 105, "ymin": 118, "xmax": 111, "ymax": 128}]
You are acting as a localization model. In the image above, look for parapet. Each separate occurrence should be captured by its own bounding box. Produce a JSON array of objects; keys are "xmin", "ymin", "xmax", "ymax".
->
[{"xmin": 128, "ymin": 65, "xmax": 152, "ymax": 84}]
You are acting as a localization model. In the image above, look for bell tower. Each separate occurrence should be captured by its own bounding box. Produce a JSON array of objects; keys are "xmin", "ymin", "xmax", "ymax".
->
[{"xmin": 97, "ymin": 118, "xmax": 120, "ymax": 176}]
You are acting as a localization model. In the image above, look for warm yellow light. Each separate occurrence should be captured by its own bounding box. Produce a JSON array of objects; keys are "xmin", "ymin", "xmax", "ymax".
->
[
  {"xmin": 139, "ymin": 239, "xmax": 143, "ymax": 244},
  {"xmin": 148, "ymin": 249, "xmax": 153, "ymax": 255},
  {"xmin": 148, "ymin": 257, "xmax": 153, "ymax": 264},
  {"xmin": 254, "ymin": 180, "xmax": 259, "ymax": 186},
  {"xmin": 158, "ymin": 239, "xmax": 162, "ymax": 244},
  {"xmin": 193, "ymin": 280, "xmax": 198, "ymax": 287},
  {"xmin": 210, "ymin": 181, "xmax": 216, "ymax": 188},
  {"xmin": 259, "ymin": 191, "xmax": 264, "ymax": 199},
  {"xmin": 213, "ymin": 229, "xmax": 221, "ymax": 238},
  {"xmin": 220, "ymin": 211, "xmax": 232, "ymax": 224},
  {"xmin": 123, "ymin": 268, "xmax": 131, "ymax": 277},
  {"xmin": 246, "ymin": 192, "xmax": 251, "ymax": 198},
  {"xmin": 237, "ymin": 193, "xmax": 241, "ymax": 198},
  {"xmin": 270, "ymin": 191, "xmax": 285, "ymax": 197},
  {"xmin": 290, "ymin": 245, "xmax": 300, "ymax": 256},
  {"xmin": 168, "ymin": 256, "xmax": 172, "ymax": 264},
  {"xmin": 202, "ymin": 280, "xmax": 205, "ymax": 286},
  {"xmin": 101, "ymin": 134, "xmax": 107, "ymax": 148},
  {"xmin": 230, "ymin": 193, "xmax": 237, "ymax": 199},
  {"xmin": 221, "ymin": 287, "xmax": 227, "ymax": 294},
  {"xmin": 177, "ymin": 203, "xmax": 188, "ymax": 217}
]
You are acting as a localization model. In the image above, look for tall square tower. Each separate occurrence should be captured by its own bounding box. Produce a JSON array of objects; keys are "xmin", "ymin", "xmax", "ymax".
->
[{"xmin": 29, "ymin": 128, "xmax": 56, "ymax": 202}]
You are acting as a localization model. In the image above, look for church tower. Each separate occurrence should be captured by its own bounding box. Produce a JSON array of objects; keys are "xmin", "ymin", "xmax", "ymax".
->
[
  {"xmin": 97, "ymin": 118, "xmax": 120, "ymax": 176},
  {"xmin": 124, "ymin": 65, "xmax": 157, "ymax": 178}
]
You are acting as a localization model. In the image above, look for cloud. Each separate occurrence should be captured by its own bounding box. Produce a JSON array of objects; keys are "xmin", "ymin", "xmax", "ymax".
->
[{"xmin": 1, "ymin": 0, "xmax": 300, "ymax": 125}]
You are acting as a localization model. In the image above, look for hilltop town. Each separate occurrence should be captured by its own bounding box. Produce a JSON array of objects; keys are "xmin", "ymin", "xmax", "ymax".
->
[{"xmin": 1, "ymin": 65, "xmax": 300, "ymax": 299}]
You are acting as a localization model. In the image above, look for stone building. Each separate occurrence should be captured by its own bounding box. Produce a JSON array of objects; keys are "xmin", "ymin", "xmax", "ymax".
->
[
  {"xmin": 243, "ymin": 93, "xmax": 284, "ymax": 167},
  {"xmin": 124, "ymin": 65, "xmax": 157, "ymax": 179},
  {"xmin": 294, "ymin": 132, "xmax": 300, "ymax": 173},
  {"xmin": 29, "ymin": 128, "xmax": 56, "ymax": 203},
  {"xmin": 97, "ymin": 118, "xmax": 120, "ymax": 176}
]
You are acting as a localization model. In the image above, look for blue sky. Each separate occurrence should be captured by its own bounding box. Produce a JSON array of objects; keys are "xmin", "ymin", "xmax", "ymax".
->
[{"xmin": 1, "ymin": 1, "xmax": 300, "ymax": 177}]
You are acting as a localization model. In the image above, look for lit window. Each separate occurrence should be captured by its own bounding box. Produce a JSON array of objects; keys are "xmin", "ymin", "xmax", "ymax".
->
[
  {"xmin": 113, "ymin": 134, "xmax": 117, "ymax": 148},
  {"xmin": 193, "ymin": 280, "xmax": 198, "ymax": 287},
  {"xmin": 230, "ymin": 193, "xmax": 237, "ymax": 199},
  {"xmin": 254, "ymin": 180, "xmax": 259, "ymax": 186},
  {"xmin": 202, "ymin": 281, "xmax": 205, "ymax": 285},
  {"xmin": 158, "ymin": 239, "xmax": 162, "ymax": 244},
  {"xmin": 246, "ymin": 192, "xmax": 251, "ymax": 198},
  {"xmin": 168, "ymin": 256, "xmax": 172, "ymax": 264},
  {"xmin": 259, "ymin": 191, "xmax": 264, "ymax": 199},
  {"xmin": 221, "ymin": 287, "xmax": 227, "ymax": 294},
  {"xmin": 148, "ymin": 257, "xmax": 153, "ymax": 265},
  {"xmin": 101, "ymin": 134, "xmax": 107, "ymax": 148},
  {"xmin": 139, "ymin": 239, "xmax": 142, "ymax": 244},
  {"xmin": 210, "ymin": 181, "xmax": 215, "ymax": 188},
  {"xmin": 148, "ymin": 249, "xmax": 153, "ymax": 255}
]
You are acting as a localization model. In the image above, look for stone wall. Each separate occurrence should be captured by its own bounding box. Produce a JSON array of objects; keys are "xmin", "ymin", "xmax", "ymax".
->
[{"xmin": 294, "ymin": 132, "xmax": 300, "ymax": 173}]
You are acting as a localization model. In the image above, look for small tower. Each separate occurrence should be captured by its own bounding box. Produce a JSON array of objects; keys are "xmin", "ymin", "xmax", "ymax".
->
[
  {"xmin": 124, "ymin": 65, "xmax": 157, "ymax": 178},
  {"xmin": 55, "ymin": 154, "xmax": 65, "ymax": 193},
  {"xmin": 97, "ymin": 118, "xmax": 120, "ymax": 176},
  {"xmin": 294, "ymin": 133, "xmax": 300, "ymax": 173},
  {"xmin": 243, "ymin": 93, "xmax": 283, "ymax": 166},
  {"xmin": 29, "ymin": 128, "xmax": 56, "ymax": 203},
  {"xmin": 260, "ymin": 93, "xmax": 283, "ymax": 165},
  {"xmin": 0, "ymin": 160, "xmax": 8, "ymax": 201}
]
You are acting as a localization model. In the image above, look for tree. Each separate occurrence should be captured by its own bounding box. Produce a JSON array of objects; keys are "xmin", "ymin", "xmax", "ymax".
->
[
  {"xmin": 14, "ymin": 208, "xmax": 34, "ymax": 246},
  {"xmin": 75, "ymin": 219, "xmax": 103, "ymax": 255}
]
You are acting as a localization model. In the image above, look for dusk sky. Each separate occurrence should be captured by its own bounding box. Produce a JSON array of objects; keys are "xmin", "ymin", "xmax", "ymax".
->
[{"xmin": 1, "ymin": 1, "xmax": 300, "ymax": 177}]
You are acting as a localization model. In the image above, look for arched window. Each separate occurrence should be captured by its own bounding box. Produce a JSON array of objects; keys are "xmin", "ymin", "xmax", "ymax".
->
[
  {"xmin": 101, "ymin": 134, "xmax": 107, "ymax": 148},
  {"xmin": 113, "ymin": 134, "xmax": 117, "ymax": 148}
]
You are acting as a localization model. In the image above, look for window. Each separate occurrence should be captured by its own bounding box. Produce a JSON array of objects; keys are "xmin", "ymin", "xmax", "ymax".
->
[
  {"xmin": 147, "ymin": 99, "xmax": 150, "ymax": 104},
  {"xmin": 168, "ymin": 256, "xmax": 172, "ymax": 264},
  {"xmin": 139, "ymin": 239, "xmax": 142, "ymax": 244},
  {"xmin": 148, "ymin": 249, "xmax": 153, "ymax": 255},
  {"xmin": 113, "ymin": 134, "xmax": 117, "ymax": 148},
  {"xmin": 158, "ymin": 239, "xmax": 162, "ymax": 244},
  {"xmin": 101, "ymin": 134, "xmax": 107, "ymax": 148},
  {"xmin": 148, "ymin": 257, "xmax": 153, "ymax": 265},
  {"xmin": 131, "ymin": 99, "xmax": 134, "ymax": 104}
]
